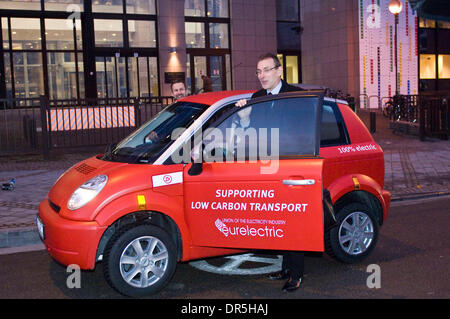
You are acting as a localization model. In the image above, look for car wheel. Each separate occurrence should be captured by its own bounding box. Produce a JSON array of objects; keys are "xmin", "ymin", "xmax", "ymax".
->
[
  {"xmin": 103, "ymin": 224, "xmax": 177, "ymax": 297},
  {"xmin": 325, "ymin": 203, "xmax": 379, "ymax": 264}
]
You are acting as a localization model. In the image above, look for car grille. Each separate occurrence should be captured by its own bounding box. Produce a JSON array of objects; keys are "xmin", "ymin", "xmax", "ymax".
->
[
  {"xmin": 48, "ymin": 199, "xmax": 61, "ymax": 213},
  {"xmin": 75, "ymin": 163, "xmax": 96, "ymax": 175}
]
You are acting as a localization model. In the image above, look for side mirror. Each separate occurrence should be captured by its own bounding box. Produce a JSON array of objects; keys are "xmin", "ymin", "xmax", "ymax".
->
[
  {"xmin": 188, "ymin": 162, "xmax": 203, "ymax": 176},
  {"xmin": 188, "ymin": 144, "xmax": 204, "ymax": 176}
]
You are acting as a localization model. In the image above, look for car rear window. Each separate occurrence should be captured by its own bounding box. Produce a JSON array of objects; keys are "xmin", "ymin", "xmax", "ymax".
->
[{"xmin": 320, "ymin": 101, "xmax": 349, "ymax": 147}]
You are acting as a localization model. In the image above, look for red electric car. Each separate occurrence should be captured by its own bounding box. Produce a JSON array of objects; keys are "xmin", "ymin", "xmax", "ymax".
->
[{"xmin": 37, "ymin": 90, "xmax": 390, "ymax": 296}]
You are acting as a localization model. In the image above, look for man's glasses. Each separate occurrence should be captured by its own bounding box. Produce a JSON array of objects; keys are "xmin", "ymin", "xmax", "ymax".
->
[{"xmin": 255, "ymin": 66, "xmax": 279, "ymax": 76}]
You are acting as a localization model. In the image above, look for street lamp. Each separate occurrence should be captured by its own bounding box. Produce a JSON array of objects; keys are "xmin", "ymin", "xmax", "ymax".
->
[{"xmin": 389, "ymin": 0, "xmax": 403, "ymax": 96}]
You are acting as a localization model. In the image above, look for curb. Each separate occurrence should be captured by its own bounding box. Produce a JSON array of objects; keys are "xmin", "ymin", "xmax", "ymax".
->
[
  {"xmin": 0, "ymin": 226, "xmax": 41, "ymax": 250},
  {"xmin": 391, "ymin": 190, "xmax": 450, "ymax": 202}
]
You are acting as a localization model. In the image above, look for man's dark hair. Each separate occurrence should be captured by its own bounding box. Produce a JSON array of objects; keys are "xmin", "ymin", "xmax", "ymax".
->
[
  {"xmin": 257, "ymin": 53, "xmax": 281, "ymax": 68},
  {"xmin": 170, "ymin": 80, "xmax": 186, "ymax": 91}
]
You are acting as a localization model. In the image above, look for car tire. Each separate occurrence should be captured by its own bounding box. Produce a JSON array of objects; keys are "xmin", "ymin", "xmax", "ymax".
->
[
  {"xmin": 325, "ymin": 203, "xmax": 379, "ymax": 264},
  {"xmin": 103, "ymin": 224, "xmax": 177, "ymax": 297}
]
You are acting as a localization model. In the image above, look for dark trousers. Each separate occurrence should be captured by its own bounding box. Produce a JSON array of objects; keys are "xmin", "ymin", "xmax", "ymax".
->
[{"xmin": 282, "ymin": 251, "xmax": 304, "ymax": 280}]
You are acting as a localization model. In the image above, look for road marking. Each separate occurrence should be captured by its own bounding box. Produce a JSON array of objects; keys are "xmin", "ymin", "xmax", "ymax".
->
[{"xmin": 189, "ymin": 253, "xmax": 282, "ymax": 275}]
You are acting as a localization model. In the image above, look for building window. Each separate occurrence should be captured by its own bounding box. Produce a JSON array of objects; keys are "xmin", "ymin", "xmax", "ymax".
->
[
  {"xmin": 126, "ymin": 0, "xmax": 156, "ymax": 15},
  {"xmin": 11, "ymin": 18, "xmax": 42, "ymax": 50},
  {"xmin": 209, "ymin": 23, "xmax": 228, "ymax": 49},
  {"xmin": 276, "ymin": 0, "xmax": 299, "ymax": 22},
  {"xmin": 277, "ymin": 54, "xmax": 299, "ymax": 84},
  {"xmin": 0, "ymin": 0, "xmax": 158, "ymax": 100},
  {"xmin": 184, "ymin": 0, "xmax": 231, "ymax": 93},
  {"xmin": 184, "ymin": 1, "xmax": 229, "ymax": 50},
  {"xmin": 92, "ymin": 0, "xmax": 124, "ymax": 13},
  {"xmin": 419, "ymin": 18, "xmax": 436, "ymax": 28},
  {"xmin": 420, "ymin": 54, "xmax": 436, "ymax": 79},
  {"xmin": 185, "ymin": 0, "xmax": 206, "ymax": 17},
  {"xmin": 185, "ymin": 22, "xmax": 206, "ymax": 48},
  {"xmin": 0, "ymin": 0, "xmax": 41, "ymax": 10},
  {"xmin": 128, "ymin": 20, "xmax": 156, "ymax": 48},
  {"xmin": 92, "ymin": 0, "xmax": 156, "ymax": 14},
  {"xmin": 45, "ymin": 18, "xmax": 84, "ymax": 99},
  {"xmin": 44, "ymin": 0, "xmax": 84, "ymax": 12},
  {"xmin": 437, "ymin": 21, "xmax": 450, "ymax": 29},
  {"xmin": 45, "ymin": 18, "xmax": 82, "ymax": 50},
  {"xmin": 206, "ymin": 0, "xmax": 228, "ymax": 18},
  {"xmin": 276, "ymin": 0, "xmax": 301, "ymax": 83},
  {"xmin": 1, "ymin": 17, "xmax": 45, "ymax": 98},
  {"xmin": 438, "ymin": 54, "xmax": 450, "ymax": 79},
  {"xmin": 94, "ymin": 19, "xmax": 124, "ymax": 47}
]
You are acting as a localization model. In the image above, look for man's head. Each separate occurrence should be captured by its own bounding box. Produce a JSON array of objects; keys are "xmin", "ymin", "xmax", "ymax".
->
[
  {"xmin": 255, "ymin": 53, "xmax": 283, "ymax": 91},
  {"xmin": 170, "ymin": 81, "xmax": 187, "ymax": 100}
]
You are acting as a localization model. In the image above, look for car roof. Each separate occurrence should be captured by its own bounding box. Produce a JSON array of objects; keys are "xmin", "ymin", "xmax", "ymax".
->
[
  {"xmin": 178, "ymin": 90, "xmax": 255, "ymax": 105},
  {"xmin": 179, "ymin": 89, "xmax": 349, "ymax": 106}
]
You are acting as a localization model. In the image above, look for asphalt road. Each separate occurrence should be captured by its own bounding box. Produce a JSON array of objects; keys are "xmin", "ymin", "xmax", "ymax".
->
[{"xmin": 0, "ymin": 196, "xmax": 449, "ymax": 300}]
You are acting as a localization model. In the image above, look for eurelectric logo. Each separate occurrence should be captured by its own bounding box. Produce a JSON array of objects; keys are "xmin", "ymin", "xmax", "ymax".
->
[{"xmin": 215, "ymin": 219, "xmax": 284, "ymax": 238}]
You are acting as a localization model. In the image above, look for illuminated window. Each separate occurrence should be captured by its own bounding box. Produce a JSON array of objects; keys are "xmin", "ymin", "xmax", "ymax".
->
[
  {"xmin": 94, "ymin": 19, "xmax": 123, "ymax": 47},
  {"xmin": 10, "ymin": 18, "xmax": 41, "ymax": 50},
  {"xmin": 128, "ymin": 20, "xmax": 156, "ymax": 48},
  {"xmin": 45, "ymin": 18, "xmax": 82, "ymax": 50},
  {"xmin": 45, "ymin": 0, "xmax": 84, "ymax": 11},
  {"xmin": 126, "ymin": 0, "xmax": 156, "ymax": 14},
  {"xmin": 277, "ymin": 54, "xmax": 299, "ymax": 84},
  {"xmin": 286, "ymin": 56, "xmax": 299, "ymax": 84},
  {"xmin": 438, "ymin": 55, "xmax": 450, "ymax": 79},
  {"xmin": 185, "ymin": 22, "xmax": 205, "ymax": 48},
  {"xmin": 185, "ymin": 0, "xmax": 205, "ymax": 17},
  {"xmin": 0, "ymin": 0, "xmax": 41, "ymax": 10},
  {"xmin": 92, "ymin": 0, "xmax": 124, "ymax": 13},
  {"xmin": 437, "ymin": 21, "xmax": 450, "ymax": 29},
  {"xmin": 419, "ymin": 18, "xmax": 436, "ymax": 28},
  {"xmin": 420, "ymin": 54, "xmax": 436, "ymax": 79}
]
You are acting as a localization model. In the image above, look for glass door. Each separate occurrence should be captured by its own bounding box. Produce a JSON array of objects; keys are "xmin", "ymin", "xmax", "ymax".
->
[
  {"xmin": 187, "ymin": 54, "xmax": 229, "ymax": 95},
  {"xmin": 95, "ymin": 54, "xmax": 159, "ymax": 99},
  {"xmin": 95, "ymin": 55, "xmax": 126, "ymax": 99},
  {"xmin": 127, "ymin": 56, "xmax": 159, "ymax": 97}
]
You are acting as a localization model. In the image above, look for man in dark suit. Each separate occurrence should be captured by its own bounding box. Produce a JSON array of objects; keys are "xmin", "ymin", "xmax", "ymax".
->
[
  {"xmin": 236, "ymin": 53, "xmax": 305, "ymax": 292},
  {"xmin": 236, "ymin": 53, "xmax": 303, "ymax": 104}
]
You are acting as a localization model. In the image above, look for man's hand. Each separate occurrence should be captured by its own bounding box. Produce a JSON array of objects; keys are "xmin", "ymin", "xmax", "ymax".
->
[{"xmin": 235, "ymin": 99, "xmax": 248, "ymax": 107}]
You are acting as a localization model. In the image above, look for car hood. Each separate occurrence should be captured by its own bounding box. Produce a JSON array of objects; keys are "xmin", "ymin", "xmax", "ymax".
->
[{"xmin": 47, "ymin": 155, "xmax": 183, "ymax": 221}]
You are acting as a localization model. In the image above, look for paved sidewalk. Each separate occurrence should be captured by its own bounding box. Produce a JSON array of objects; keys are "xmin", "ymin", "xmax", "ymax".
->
[{"xmin": 0, "ymin": 109, "xmax": 449, "ymax": 249}]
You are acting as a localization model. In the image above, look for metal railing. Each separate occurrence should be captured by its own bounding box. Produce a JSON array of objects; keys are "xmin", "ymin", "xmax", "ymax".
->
[
  {"xmin": 0, "ymin": 96, "xmax": 174, "ymax": 158},
  {"xmin": 0, "ymin": 97, "xmax": 43, "ymax": 155},
  {"xmin": 419, "ymin": 95, "xmax": 449, "ymax": 141},
  {"xmin": 382, "ymin": 94, "xmax": 449, "ymax": 140}
]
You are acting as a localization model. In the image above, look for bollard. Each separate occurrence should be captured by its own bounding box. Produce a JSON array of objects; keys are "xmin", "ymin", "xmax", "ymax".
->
[{"xmin": 370, "ymin": 111, "xmax": 376, "ymax": 133}]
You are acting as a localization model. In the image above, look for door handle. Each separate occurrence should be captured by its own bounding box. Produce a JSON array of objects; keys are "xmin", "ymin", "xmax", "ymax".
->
[{"xmin": 283, "ymin": 179, "xmax": 315, "ymax": 186}]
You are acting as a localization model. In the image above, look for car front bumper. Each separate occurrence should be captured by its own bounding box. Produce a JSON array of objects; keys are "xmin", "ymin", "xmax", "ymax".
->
[{"xmin": 37, "ymin": 199, "xmax": 107, "ymax": 270}]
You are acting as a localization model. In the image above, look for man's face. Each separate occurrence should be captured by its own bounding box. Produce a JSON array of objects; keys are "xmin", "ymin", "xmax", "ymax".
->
[
  {"xmin": 256, "ymin": 58, "xmax": 283, "ymax": 91},
  {"xmin": 171, "ymin": 82, "xmax": 186, "ymax": 99}
]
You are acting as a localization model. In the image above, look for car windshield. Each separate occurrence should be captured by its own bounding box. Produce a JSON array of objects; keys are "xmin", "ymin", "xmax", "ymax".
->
[{"xmin": 102, "ymin": 101, "xmax": 209, "ymax": 164}]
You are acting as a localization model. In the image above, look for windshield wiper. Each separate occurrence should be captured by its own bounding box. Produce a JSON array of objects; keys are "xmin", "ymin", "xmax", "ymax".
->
[{"xmin": 103, "ymin": 143, "xmax": 117, "ymax": 161}]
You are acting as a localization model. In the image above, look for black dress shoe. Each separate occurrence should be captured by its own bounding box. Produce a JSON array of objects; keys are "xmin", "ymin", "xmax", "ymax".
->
[
  {"xmin": 282, "ymin": 277, "xmax": 302, "ymax": 292},
  {"xmin": 268, "ymin": 269, "xmax": 290, "ymax": 280}
]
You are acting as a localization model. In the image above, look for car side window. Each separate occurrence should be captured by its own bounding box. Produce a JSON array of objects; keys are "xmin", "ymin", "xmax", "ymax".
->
[
  {"xmin": 201, "ymin": 96, "xmax": 320, "ymax": 162},
  {"xmin": 320, "ymin": 101, "xmax": 349, "ymax": 147}
]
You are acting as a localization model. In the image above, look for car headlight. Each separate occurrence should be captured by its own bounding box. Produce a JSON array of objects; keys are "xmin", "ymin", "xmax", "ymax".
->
[{"xmin": 68, "ymin": 175, "xmax": 108, "ymax": 211}]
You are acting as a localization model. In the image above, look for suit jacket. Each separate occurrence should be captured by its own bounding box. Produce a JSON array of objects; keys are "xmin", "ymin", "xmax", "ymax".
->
[{"xmin": 251, "ymin": 80, "xmax": 304, "ymax": 99}]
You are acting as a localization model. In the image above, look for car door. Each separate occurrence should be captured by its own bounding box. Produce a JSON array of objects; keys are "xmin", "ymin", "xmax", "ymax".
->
[{"xmin": 183, "ymin": 91, "xmax": 325, "ymax": 252}]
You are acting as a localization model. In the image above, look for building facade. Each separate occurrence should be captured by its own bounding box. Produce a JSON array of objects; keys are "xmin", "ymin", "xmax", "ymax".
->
[
  {"xmin": 0, "ymin": 0, "xmax": 448, "ymax": 105},
  {"xmin": 0, "ymin": 0, "xmax": 301, "ymax": 100}
]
